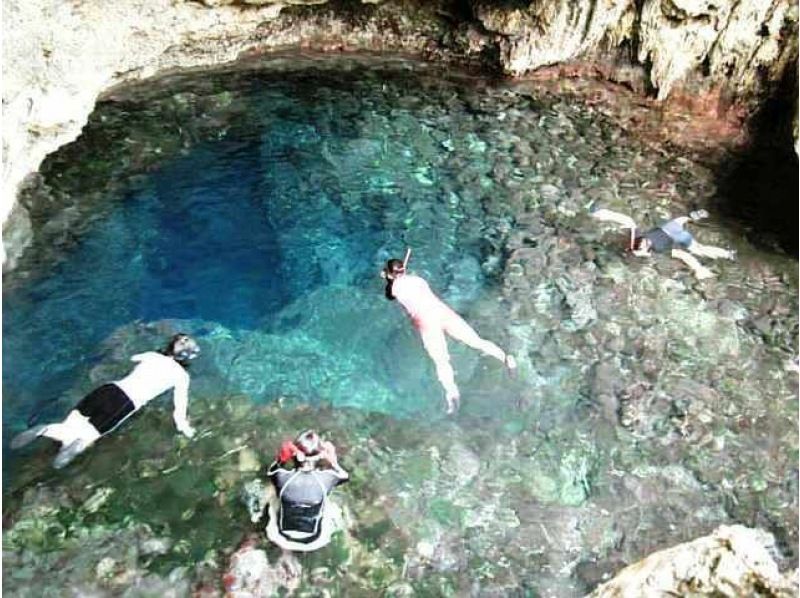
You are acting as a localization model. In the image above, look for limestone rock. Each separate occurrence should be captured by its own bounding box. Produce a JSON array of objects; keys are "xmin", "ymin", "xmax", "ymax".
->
[
  {"xmin": 474, "ymin": 0, "xmax": 634, "ymax": 74},
  {"xmin": 2, "ymin": 0, "xmax": 796, "ymax": 255},
  {"xmin": 222, "ymin": 538, "xmax": 301, "ymax": 596},
  {"xmin": 587, "ymin": 525, "xmax": 798, "ymax": 597},
  {"xmin": 638, "ymin": 0, "xmax": 797, "ymax": 100},
  {"xmin": 473, "ymin": 0, "xmax": 797, "ymax": 104}
]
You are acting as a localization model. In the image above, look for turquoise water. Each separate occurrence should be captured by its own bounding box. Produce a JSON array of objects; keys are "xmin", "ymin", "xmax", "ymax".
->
[
  {"xmin": 4, "ymin": 61, "xmax": 516, "ymax": 428},
  {"xmin": 3, "ymin": 56, "xmax": 797, "ymax": 595}
]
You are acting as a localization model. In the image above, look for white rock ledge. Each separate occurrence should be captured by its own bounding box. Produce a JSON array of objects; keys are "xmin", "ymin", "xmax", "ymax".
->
[{"xmin": 588, "ymin": 525, "xmax": 798, "ymax": 597}]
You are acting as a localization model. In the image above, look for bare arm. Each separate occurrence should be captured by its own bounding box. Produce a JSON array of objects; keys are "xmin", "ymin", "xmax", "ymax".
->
[
  {"xmin": 590, "ymin": 208, "xmax": 637, "ymax": 230},
  {"xmin": 320, "ymin": 441, "xmax": 349, "ymax": 480},
  {"xmin": 172, "ymin": 372, "xmax": 195, "ymax": 438}
]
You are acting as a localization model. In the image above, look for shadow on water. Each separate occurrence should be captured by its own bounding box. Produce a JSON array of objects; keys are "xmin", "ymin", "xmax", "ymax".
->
[{"xmin": 713, "ymin": 59, "xmax": 798, "ymax": 256}]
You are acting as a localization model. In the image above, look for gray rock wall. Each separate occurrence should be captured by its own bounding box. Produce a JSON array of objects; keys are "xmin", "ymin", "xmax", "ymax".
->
[
  {"xmin": 473, "ymin": 0, "xmax": 797, "ymax": 99},
  {"xmin": 2, "ymin": 0, "xmax": 797, "ymax": 263}
]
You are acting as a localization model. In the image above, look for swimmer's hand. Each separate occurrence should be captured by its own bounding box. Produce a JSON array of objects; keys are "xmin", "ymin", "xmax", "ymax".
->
[
  {"xmin": 505, "ymin": 354, "xmax": 518, "ymax": 379},
  {"xmin": 319, "ymin": 440, "xmax": 338, "ymax": 465},
  {"xmin": 178, "ymin": 423, "xmax": 196, "ymax": 439},
  {"xmin": 445, "ymin": 394, "xmax": 460, "ymax": 415}
]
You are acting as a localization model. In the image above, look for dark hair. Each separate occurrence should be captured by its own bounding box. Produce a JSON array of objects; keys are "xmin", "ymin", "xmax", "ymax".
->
[
  {"xmin": 161, "ymin": 334, "xmax": 188, "ymax": 356},
  {"xmin": 385, "ymin": 259, "xmax": 405, "ymax": 276},
  {"xmin": 160, "ymin": 333, "xmax": 197, "ymax": 367},
  {"xmin": 383, "ymin": 258, "xmax": 405, "ymax": 301},
  {"xmin": 294, "ymin": 430, "xmax": 321, "ymax": 457}
]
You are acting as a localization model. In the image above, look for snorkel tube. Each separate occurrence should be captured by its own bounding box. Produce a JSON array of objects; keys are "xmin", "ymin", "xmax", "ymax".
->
[{"xmin": 382, "ymin": 248, "xmax": 412, "ymax": 300}]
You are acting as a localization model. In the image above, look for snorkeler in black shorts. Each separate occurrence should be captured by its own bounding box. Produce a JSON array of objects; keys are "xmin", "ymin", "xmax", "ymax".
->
[
  {"xmin": 11, "ymin": 334, "xmax": 200, "ymax": 468},
  {"xmin": 590, "ymin": 207, "xmax": 736, "ymax": 279}
]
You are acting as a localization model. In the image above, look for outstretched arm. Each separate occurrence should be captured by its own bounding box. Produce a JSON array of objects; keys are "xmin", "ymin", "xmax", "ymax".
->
[
  {"xmin": 590, "ymin": 208, "xmax": 637, "ymax": 230},
  {"xmin": 172, "ymin": 374, "xmax": 195, "ymax": 438}
]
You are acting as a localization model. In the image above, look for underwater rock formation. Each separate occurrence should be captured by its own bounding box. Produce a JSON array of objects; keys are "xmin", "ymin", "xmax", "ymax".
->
[
  {"xmin": 2, "ymin": 0, "xmax": 797, "ymax": 263},
  {"xmin": 223, "ymin": 537, "xmax": 302, "ymax": 596},
  {"xmin": 588, "ymin": 525, "xmax": 798, "ymax": 597}
]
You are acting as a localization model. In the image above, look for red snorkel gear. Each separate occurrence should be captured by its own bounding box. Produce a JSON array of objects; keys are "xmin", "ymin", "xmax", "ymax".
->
[{"xmin": 277, "ymin": 440, "xmax": 299, "ymax": 464}]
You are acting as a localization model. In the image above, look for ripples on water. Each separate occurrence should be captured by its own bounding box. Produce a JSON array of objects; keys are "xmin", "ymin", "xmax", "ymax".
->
[{"xmin": 2, "ymin": 55, "xmax": 797, "ymax": 595}]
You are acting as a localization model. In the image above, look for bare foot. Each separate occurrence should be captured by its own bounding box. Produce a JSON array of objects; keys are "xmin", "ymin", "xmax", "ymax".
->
[
  {"xmin": 445, "ymin": 394, "xmax": 460, "ymax": 415},
  {"xmin": 694, "ymin": 267, "xmax": 715, "ymax": 280},
  {"xmin": 505, "ymin": 354, "xmax": 517, "ymax": 378}
]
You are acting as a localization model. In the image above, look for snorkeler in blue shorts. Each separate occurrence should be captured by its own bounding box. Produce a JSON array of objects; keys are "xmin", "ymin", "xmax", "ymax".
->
[{"xmin": 590, "ymin": 207, "xmax": 736, "ymax": 279}]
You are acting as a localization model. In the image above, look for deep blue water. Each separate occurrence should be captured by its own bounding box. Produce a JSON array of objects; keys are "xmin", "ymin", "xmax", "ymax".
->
[
  {"xmin": 3, "ymin": 58, "xmax": 798, "ymax": 594},
  {"xmin": 3, "ymin": 63, "xmax": 513, "ymax": 435}
]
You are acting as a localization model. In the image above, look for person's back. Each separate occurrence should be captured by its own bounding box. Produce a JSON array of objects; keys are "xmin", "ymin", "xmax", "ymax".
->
[
  {"xmin": 114, "ymin": 351, "xmax": 189, "ymax": 409},
  {"xmin": 388, "ymin": 272, "xmax": 447, "ymax": 323},
  {"xmin": 272, "ymin": 467, "xmax": 343, "ymax": 542},
  {"xmin": 266, "ymin": 430, "xmax": 349, "ymax": 546}
]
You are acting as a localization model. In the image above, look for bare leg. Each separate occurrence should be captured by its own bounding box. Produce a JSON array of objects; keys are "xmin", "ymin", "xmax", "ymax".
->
[
  {"xmin": 441, "ymin": 309, "xmax": 513, "ymax": 367},
  {"xmin": 419, "ymin": 324, "xmax": 460, "ymax": 413},
  {"xmin": 10, "ymin": 424, "xmax": 50, "ymax": 449},
  {"xmin": 671, "ymin": 249, "xmax": 714, "ymax": 280},
  {"xmin": 687, "ymin": 241, "xmax": 735, "ymax": 260},
  {"xmin": 39, "ymin": 410, "xmax": 100, "ymax": 445}
]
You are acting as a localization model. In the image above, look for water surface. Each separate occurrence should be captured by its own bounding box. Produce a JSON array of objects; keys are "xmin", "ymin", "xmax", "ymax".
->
[{"xmin": 3, "ymin": 55, "xmax": 797, "ymax": 596}]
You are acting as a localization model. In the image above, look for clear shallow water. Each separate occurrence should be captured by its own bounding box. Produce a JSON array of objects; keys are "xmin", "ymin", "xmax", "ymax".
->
[
  {"xmin": 3, "ymin": 55, "xmax": 797, "ymax": 596},
  {"xmin": 4, "ymin": 61, "xmax": 515, "ymax": 425}
]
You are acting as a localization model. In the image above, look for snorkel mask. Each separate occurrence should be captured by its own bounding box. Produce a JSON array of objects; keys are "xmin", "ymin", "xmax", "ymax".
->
[
  {"xmin": 292, "ymin": 429, "xmax": 325, "ymax": 468},
  {"xmin": 169, "ymin": 334, "xmax": 200, "ymax": 363},
  {"xmin": 380, "ymin": 248, "xmax": 412, "ymax": 279}
]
